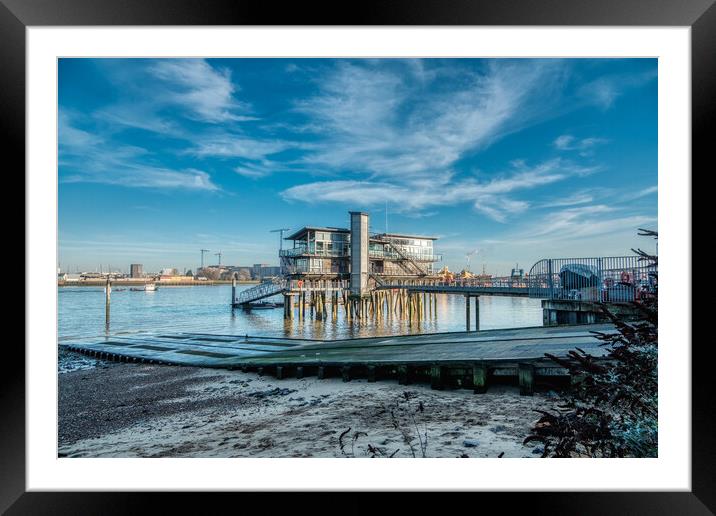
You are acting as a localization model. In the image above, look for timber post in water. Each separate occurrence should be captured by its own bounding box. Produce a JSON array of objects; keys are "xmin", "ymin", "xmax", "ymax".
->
[
  {"xmin": 231, "ymin": 275, "xmax": 237, "ymax": 307},
  {"xmin": 105, "ymin": 277, "xmax": 111, "ymax": 332}
]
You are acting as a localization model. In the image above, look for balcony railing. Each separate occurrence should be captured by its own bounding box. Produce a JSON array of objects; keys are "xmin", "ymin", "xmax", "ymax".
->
[
  {"xmin": 281, "ymin": 247, "xmax": 441, "ymax": 262},
  {"xmin": 368, "ymin": 249, "xmax": 441, "ymax": 262},
  {"xmin": 280, "ymin": 247, "xmax": 348, "ymax": 258}
]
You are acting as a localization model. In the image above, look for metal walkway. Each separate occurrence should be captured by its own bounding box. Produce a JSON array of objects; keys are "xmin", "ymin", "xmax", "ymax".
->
[{"xmin": 234, "ymin": 278, "xmax": 288, "ymax": 306}]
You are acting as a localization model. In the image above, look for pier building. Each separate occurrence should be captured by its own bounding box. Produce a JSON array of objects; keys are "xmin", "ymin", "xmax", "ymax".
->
[{"xmin": 279, "ymin": 211, "xmax": 441, "ymax": 286}]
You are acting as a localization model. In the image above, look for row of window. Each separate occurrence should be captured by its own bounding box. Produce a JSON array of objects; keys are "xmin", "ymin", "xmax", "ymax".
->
[{"xmin": 298, "ymin": 232, "xmax": 433, "ymax": 247}]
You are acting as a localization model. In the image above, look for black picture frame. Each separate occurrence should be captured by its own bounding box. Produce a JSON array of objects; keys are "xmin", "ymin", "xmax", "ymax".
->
[{"xmin": 4, "ymin": 0, "xmax": 709, "ymax": 512}]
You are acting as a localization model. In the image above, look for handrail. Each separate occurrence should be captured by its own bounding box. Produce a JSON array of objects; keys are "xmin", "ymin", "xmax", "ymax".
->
[
  {"xmin": 236, "ymin": 277, "xmax": 288, "ymax": 305},
  {"xmin": 380, "ymin": 240, "xmax": 428, "ymax": 276}
]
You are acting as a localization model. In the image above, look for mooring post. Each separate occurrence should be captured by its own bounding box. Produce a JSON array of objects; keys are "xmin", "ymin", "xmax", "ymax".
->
[
  {"xmin": 231, "ymin": 276, "xmax": 237, "ymax": 306},
  {"xmin": 105, "ymin": 277, "xmax": 111, "ymax": 332},
  {"xmin": 474, "ymin": 295, "xmax": 480, "ymax": 331},
  {"xmin": 285, "ymin": 294, "xmax": 293, "ymax": 319},
  {"xmin": 472, "ymin": 362, "xmax": 488, "ymax": 393},
  {"xmin": 465, "ymin": 295, "xmax": 471, "ymax": 331},
  {"xmin": 518, "ymin": 363, "xmax": 535, "ymax": 396}
]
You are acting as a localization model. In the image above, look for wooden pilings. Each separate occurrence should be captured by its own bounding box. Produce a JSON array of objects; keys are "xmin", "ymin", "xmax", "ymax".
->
[
  {"xmin": 472, "ymin": 362, "xmax": 488, "ymax": 393},
  {"xmin": 280, "ymin": 282, "xmax": 440, "ymax": 325},
  {"xmin": 430, "ymin": 365, "xmax": 444, "ymax": 390},
  {"xmin": 465, "ymin": 294, "xmax": 480, "ymax": 331},
  {"xmin": 518, "ymin": 363, "xmax": 535, "ymax": 396},
  {"xmin": 397, "ymin": 365, "xmax": 409, "ymax": 385}
]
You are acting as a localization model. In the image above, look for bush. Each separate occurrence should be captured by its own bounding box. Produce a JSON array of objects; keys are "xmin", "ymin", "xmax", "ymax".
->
[{"xmin": 524, "ymin": 230, "xmax": 658, "ymax": 458}]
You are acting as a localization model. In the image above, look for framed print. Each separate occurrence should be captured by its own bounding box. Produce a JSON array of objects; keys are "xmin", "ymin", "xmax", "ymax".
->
[{"xmin": 4, "ymin": 0, "xmax": 711, "ymax": 511}]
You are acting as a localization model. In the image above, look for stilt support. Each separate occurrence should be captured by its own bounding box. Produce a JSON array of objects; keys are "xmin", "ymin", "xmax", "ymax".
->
[
  {"xmin": 519, "ymin": 363, "xmax": 535, "ymax": 396},
  {"xmin": 398, "ymin": 365, "xmax": 409, "ymax": 385},
  {"xmin": 472, "ymin": 362, "xmax": 488, "ymax": 394},
  {"xmin": 430, "ymin": 365, "xmax": 444, "ymax": 390},
  {"xmin": 367, "ymin": 365, "xmax": 376, "ymax": 382}
]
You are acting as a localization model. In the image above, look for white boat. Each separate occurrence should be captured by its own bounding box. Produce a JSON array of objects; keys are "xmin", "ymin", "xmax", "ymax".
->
[{"xmin": 130, "ymin": 283, "xmax": 158, "ymax": 292}]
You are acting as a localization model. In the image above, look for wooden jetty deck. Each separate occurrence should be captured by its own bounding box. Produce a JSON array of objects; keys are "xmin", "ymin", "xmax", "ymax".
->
[{"xmin": 62, "ymin": 323, "xmax": 615, "ymax": 395}]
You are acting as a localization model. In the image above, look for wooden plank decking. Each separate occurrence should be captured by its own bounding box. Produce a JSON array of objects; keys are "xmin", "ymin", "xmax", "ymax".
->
[{"xmin": 62, "ymin": 323, "xmax": 615, "ymax": 394}]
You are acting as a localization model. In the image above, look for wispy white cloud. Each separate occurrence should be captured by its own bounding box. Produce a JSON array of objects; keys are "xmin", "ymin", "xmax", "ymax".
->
[
  {"xmin": 279, "ymin": 61, "xmax": 608, "ymax": 221},
  {"xmin": 293, "ymin": 60, "xmax": 569, "ymax": 182},
  {"xmin": 553, "ymin": 134, "xmax": 608, "ymax": 156},
  {"xmin": 620, "ymin": 185, "xmax": 658, "ymax": 201},
  {"xmin": 189, "ymin": 134, "xmax": 291, "ymax": 160},
  {"xmin": 148, "ymin": 59, "xmax": 251, "ymax": 123},
  {"xmin": 59, "ymin": 112, "xmax": 219, "ymax": 191},
  {"xmin": 282, "ymin": 158, "xmax": 598, "ymax": 222},
  {"xmin": 62, "ymin": 166, "xmax": 218, "ymax": 191},
  {"xmin": 578, "ymin": 68, "xmax": 657, "ymax": 110}
]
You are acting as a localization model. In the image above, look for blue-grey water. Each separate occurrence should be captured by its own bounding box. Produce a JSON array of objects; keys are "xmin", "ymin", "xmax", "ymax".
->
[{"xmin": 58, "ymin": 285, "xmax": 543, "ymax": 342}]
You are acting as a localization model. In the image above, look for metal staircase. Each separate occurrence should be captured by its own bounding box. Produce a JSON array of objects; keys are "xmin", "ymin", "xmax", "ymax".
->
[
  {"xmin": 235, "ymin": 277, "xmax": 288, "ymax": 305},
  {"xmin": 383, "ymin": 240, "xmax": 428, "ymax": 276}
]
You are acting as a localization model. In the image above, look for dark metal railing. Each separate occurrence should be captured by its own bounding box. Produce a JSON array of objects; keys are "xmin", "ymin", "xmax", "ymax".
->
[
  {"xmin": 527, "ymin": 256, "xmax": 657, "ymax": 302},
  {"xmin": 235, "ymin": 277, "xmax": 288, "ymax": 304}
]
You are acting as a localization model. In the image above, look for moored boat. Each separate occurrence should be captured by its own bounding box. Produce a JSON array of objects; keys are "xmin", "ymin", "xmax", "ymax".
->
[{"xmin": 130, "ymin": 283, "xmax": 158, "ymax": 292}]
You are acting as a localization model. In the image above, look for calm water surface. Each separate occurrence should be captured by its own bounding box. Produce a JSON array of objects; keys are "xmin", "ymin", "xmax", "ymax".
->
[{"xmin": 58, "ymin": 285, "xmax": 543, "ymax": 342}]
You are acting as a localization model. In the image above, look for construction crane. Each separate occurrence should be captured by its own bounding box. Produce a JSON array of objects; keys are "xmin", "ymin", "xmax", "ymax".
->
[
  {"xmin": 270, "ymin": 228, "xmax": 292, "ymax": 252},
  {"xmin": 215, "ymin": 251, "xmax": 222, "ymax": 266},
  {"xmin": 465, "ymin": 249, "xmax": 479, "ymax": 271},
  {"xmin": 200, "ymin": 249, "xmax": 210, "ymax": 269}
]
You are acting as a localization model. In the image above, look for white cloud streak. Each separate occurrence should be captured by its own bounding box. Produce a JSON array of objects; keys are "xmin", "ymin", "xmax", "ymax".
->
[
  {"xmin": 148, "ymin": 59, "xmax": 250, "ymax": 123},
  {"xmin": 282, "ymin": 158, "xmax": 598, "ymax": 222},
  {"xmin": 59, "ymin": 112, "xmax": 219, "ymax": 191}
]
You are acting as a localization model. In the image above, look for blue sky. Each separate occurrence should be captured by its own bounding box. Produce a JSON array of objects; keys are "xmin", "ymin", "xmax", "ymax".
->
[{"xmin": 58, "ymin": 58, "xmax": 657, "ymax": 275}]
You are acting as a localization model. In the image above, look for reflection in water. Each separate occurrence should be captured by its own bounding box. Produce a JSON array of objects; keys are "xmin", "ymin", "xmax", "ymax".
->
[{"xmin": 58, "ymin": 285, "xmax": 543, "ymax": 341}]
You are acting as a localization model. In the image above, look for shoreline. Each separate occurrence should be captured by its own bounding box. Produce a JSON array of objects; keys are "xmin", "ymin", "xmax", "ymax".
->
[
  {"xmin": 58, "ymin": 280, "xmax": 258, "ymax": 287},
  {"xmin": 59, "ymin": 354, "xmax": 558, "ymax": 458}
]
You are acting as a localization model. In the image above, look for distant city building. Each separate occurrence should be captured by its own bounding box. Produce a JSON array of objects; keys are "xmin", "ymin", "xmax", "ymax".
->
[
  {"xmin": 160, "ymin": 267, "xmax": 178, "ymax": 276},
  {"xmin": 252, "ymin": 264, "xmax": 281, "ymax": 280},
  {"xmin": 130, "ymin": 263, "xmax": 144, "ymax": 278}
]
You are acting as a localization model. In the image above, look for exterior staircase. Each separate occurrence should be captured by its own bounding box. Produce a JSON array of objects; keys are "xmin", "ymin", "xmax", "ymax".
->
[
  {"xmin": 383, "ymin": 240, "xmax": 428, "ymax": 276},
  {"xmin": 235, "ymin": 277, "xmax": 288, "ymax": 306}
]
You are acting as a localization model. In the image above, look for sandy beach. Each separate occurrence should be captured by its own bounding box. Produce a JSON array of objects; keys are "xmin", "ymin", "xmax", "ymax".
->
[{"xmin": 59, "ymin": 352, "xmax": 559, "ymax": 458}]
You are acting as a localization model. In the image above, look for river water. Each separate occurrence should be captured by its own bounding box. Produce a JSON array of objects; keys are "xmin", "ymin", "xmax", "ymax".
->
[{"xmin": 58, "ymin": 284, "xmax": 543, "ymax": 342}]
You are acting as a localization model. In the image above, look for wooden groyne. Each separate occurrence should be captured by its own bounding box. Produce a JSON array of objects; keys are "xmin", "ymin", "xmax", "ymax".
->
[{"xmin": 62, "ymin": 323, "xmax": 614, "ymax": 395}]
